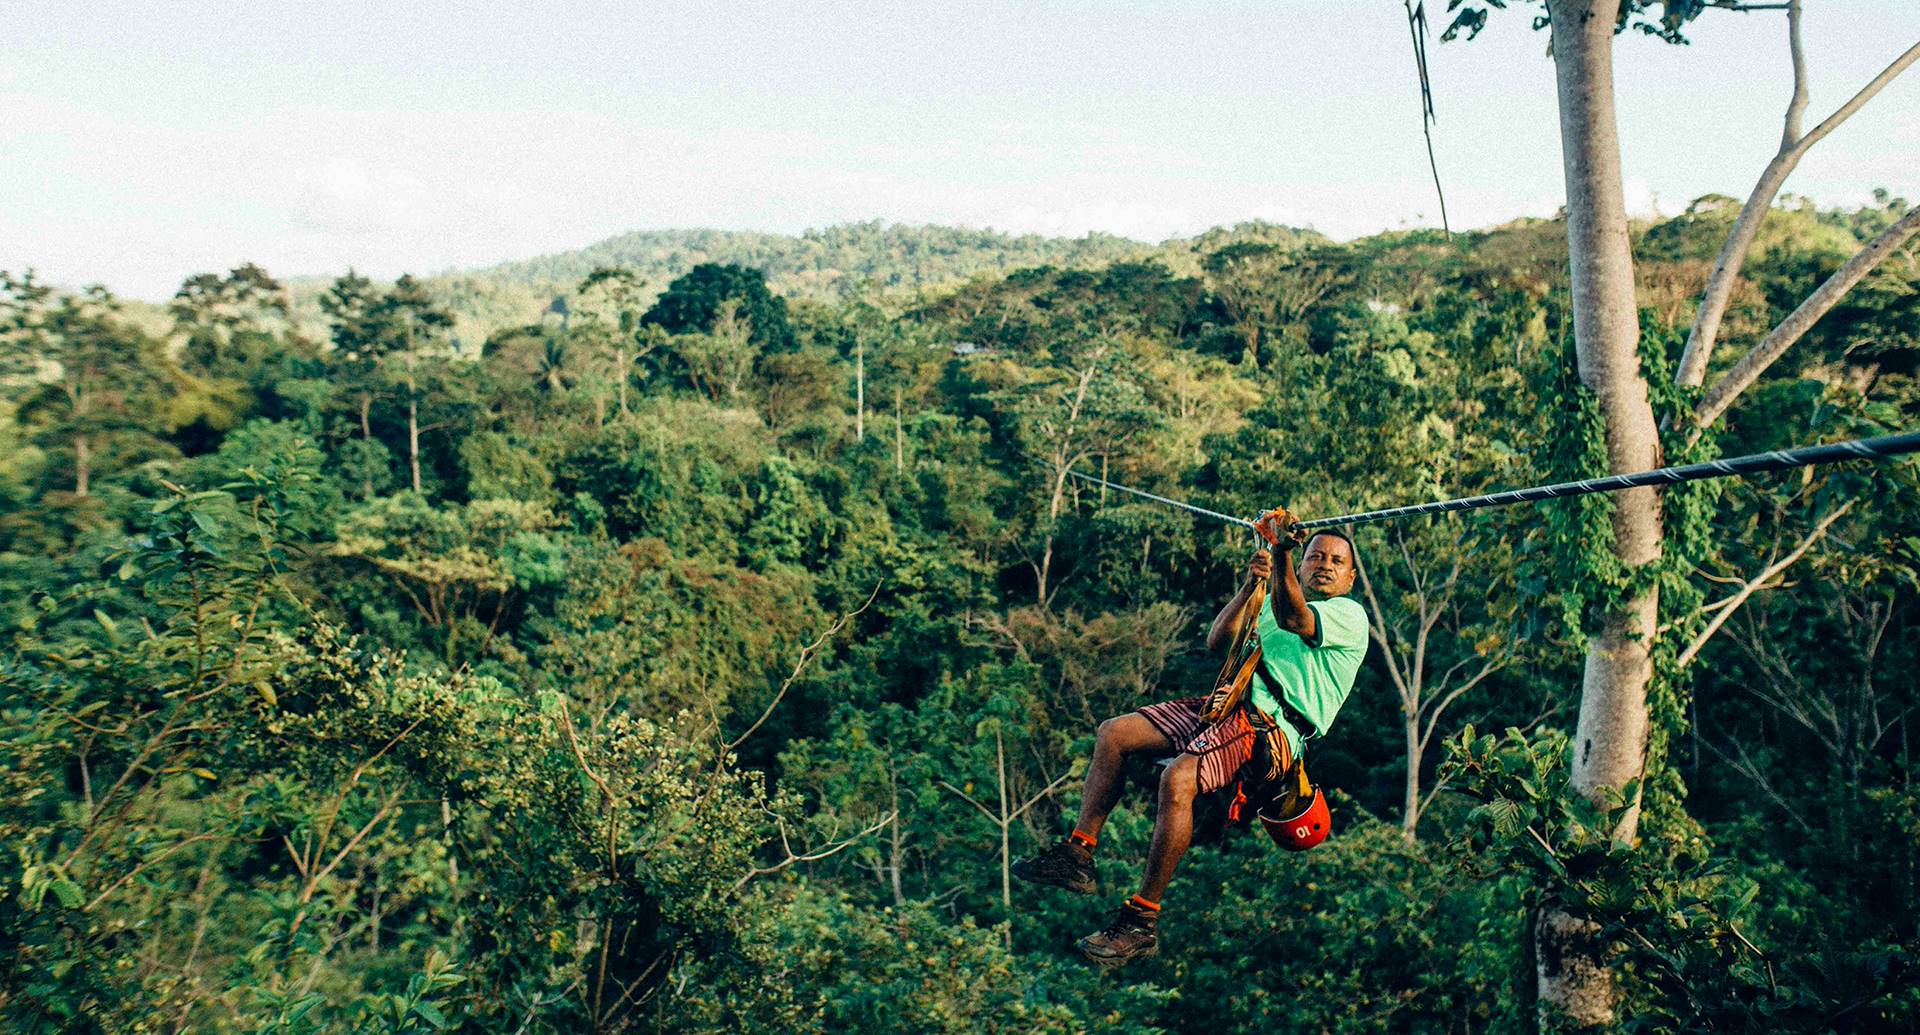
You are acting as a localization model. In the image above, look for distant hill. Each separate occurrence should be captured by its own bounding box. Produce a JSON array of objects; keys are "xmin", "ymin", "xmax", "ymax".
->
[
  {"xmin": 288, "ymin": 220, "xmax": 1328, "ymax": 351},
  {"xmin": 473, "ymin": 222, "xmax": 1162, "ymax": 298}
]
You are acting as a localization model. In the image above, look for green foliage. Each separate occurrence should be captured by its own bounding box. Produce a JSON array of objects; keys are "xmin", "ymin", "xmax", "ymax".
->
[
  {"xmin": 677, "ymin": 888, "xmax": 1172, "ymax": 1034},
  {"xmin": 1441, "ymin": 0, "xmax": 1731, "ymax": 45},
  {"xmin": 4, "ymin": 203, "xmax": 1917, "ymax": 1030},
  {"xmin": 644, "ymin": 263, "xmax": 798, "ymax": 352}
]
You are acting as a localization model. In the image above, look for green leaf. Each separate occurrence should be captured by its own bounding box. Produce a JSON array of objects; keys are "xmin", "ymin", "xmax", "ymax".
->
[
  {"xmin": 189, "ymin": 509, "xmax": 223, "ymax": 537},
  {"xmin": 1486, "ymin": 797, "xmax": 1523, "ymax": 838},
  {"xmin": 412, "ymin": 1001, "xmax": 451, "ymax": 1029},
  {"xmin": 50, "ymin": 878, "xmax": 83, "ymax": 909}
]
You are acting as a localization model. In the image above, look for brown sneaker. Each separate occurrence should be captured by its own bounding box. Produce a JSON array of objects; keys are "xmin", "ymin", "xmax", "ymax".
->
[
  {"xmin": 1077, "ymin": 900, "xmax": 1159, "ymax": 967},
  {"xmin": 1011, "ymin": 839, "xmax": 1097, "ymax": 895}
]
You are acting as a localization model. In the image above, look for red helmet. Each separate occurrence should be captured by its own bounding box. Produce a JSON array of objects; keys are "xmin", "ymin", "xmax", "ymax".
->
[{"xmin": 1259, "ymin": 785, "xmax": 1331, "ymax": 851}]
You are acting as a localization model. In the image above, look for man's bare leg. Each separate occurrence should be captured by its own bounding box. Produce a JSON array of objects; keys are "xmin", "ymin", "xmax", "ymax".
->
[
  {"xmin": 1073, "ymin": 713, "xmax": 1172, "ymax": 839},
  {"xmin": 1014, "ymin": 712, "xmax": 1172, "ymax": 898},
  {"xmin": 1077, "ymin": 750, "xmax": 1194, "ymax": 966},
  {"xmin": 1138, "ymin": 753, "xmax": 1199, "ymax": 903}
]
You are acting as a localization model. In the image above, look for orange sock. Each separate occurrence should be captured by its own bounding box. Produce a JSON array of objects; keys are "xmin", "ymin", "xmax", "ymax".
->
[
  {"xmin": 1127, "ymin": 894, "xmax": 1160, "ymax": 913},
  {"xmin": 1069, "ymin": 830, "xmax": 1097, "ymax": 851}
]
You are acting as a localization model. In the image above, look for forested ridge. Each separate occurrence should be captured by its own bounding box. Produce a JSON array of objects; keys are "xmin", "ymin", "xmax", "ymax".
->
[
  {"xmin": 272, "ymin": 221, "xmax": 1328, "ymax": 356},
  {"xmin": 3, "ymin": 193, "xmax": 1917, "ymax": 1031}
]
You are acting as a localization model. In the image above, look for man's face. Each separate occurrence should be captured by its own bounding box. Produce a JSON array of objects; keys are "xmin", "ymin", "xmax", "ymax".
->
[{"xmin": 1299, "ymin": 533, "xmax": 1357, "ymax": 600}]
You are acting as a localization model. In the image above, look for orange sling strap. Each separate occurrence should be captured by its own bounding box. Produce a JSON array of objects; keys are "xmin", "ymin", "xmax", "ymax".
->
[{"xmin": 1201, "ymin": 576, "xmax": 1266, "ymax": 723}]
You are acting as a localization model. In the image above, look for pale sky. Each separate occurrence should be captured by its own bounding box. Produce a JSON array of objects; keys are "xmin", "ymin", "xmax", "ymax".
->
[{"xmin": 3, "ymin": 1, "xmax": 1917, "ymax": 300}]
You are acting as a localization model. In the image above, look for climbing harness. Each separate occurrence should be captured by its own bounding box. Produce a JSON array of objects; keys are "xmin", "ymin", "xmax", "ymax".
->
[
  {"xmin": 1201, "ymin": 509, "xmax": 1286, "ymax": 724},
  {"xmin": 1069, "ymin": 429, "xmax": 1919, "ymax": 853},
  {"xmin": 1201, "ymin": 511, "xmax": 1337, "ymax": 850},
  {"xmin": 1067, "ymin": 429, "xmax": 1920, "ymax": 534}
]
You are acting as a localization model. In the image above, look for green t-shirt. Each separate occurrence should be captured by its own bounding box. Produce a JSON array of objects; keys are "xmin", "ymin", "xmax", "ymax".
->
[{"xmin": 1251, "ymin": 594, "xmax": 1369, "ymax": 756}]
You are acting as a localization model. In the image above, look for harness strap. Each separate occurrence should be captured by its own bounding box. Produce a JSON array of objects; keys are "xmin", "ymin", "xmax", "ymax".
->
[
  {"xmin": 1253, "ymin": 661, "xmax": 1319, "ymax": 740},
  {"xmin": 1202, "ymin": 577, "xmax": 1267, "ymax": 723}
]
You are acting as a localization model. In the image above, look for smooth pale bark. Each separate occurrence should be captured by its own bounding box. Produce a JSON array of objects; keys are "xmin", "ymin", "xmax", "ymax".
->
[
  {"xmin": 74, "ymin": 433, "xmax": 90, "ymax": 497},
  {"xmin": 1552, "ymin": 0, "xmax": 1662, "ymax": 827},
  {"xmin": 1692, "ymin": 204, "xmax": 1920, "ymax": 433},
  {"xmin": 1676, "ymin": 12, "xmax": 1920, "ymax": 388},
  {"xmin": 1544, "ymin": 0, "xmax": 1661, "ymax": 1025},
  {"xmin": 408, "ymin": 392, "xmax": 422, "ymax": 494},
  {"xmin": 1534, "ymin": 3, "xmax": 1908, "ymax": 1026},
  {"xmin": 1035, "ymin": 363, "xmax": 1100, "ymax": 607}
]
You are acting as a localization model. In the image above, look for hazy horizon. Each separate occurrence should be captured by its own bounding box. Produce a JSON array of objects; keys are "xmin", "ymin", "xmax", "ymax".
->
[{"xmin": 5, "ymin": 1, "xmax": 1917, "ymax": 300}]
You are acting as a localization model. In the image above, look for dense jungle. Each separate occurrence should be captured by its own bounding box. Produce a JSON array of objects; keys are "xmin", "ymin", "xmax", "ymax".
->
[{"xmin": 2, "ymin": 194, "xmax": 1917, "ymax": 1032}]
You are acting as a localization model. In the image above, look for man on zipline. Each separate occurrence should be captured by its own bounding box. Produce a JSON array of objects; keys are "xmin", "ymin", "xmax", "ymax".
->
[{"xmin": 1012, "ymin": 509, "xmax": 1369, "ymax": 966}]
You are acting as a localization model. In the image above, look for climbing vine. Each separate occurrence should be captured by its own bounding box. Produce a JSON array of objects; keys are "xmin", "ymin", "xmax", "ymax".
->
[{"xmin": 1521, "ymin": 323, "xmax": 1719, "ymax": 841}]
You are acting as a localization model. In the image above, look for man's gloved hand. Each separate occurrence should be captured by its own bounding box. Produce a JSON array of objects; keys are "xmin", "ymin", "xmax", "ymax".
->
[{"xmin": 1255, "ymin": 508, "xmax": 1310, "ymax": 548}]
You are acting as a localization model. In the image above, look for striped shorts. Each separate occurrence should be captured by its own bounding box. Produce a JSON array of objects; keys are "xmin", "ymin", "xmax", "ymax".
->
[{"xmin": 1136, "ymin": 696, "xmax": 1257, "ymax": 795}]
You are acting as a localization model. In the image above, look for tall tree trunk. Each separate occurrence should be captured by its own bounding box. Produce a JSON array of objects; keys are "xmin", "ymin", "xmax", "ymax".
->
[
  {"xmin": 358, "ymin": 393, "xmax": 375, "ymax": 498},
  {"xmin": 1404, "ymin": 718, "xmax": 1422, "ymax": 840},
  {"xmin": 887, "ymin": 759, "xmax": 906, "ymax": 908},
  {"xmin": 855, "ymin": 336, "xmax": 865, "ymax": 441},
  {"xmin": 616, "ymin": 347, "xmax": 629, "ymax": 416},
  {"xmin": 1542, "ymin": 1, "xmax": 1663, "ymax": 1026},
  {"xmin": 73, "ymin": 433, "xmax": 90, "ymax": 497},
  {"xmin": 408, "ymin": 389, "xmax": 422, "ymax": 494},
  {"xmin": 893, "ymin": 387, "xmax": 904, "ymax": 474}
]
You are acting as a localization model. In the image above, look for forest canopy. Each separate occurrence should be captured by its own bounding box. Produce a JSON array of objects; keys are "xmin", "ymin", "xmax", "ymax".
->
[{"xmin": 2, "ymin": 193, "xmax": 1918, "ymax": 1031}]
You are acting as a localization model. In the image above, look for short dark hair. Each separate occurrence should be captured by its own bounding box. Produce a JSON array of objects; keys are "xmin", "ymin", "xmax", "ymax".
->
[{"xmin": 1302, "ymin": 529, "xmax": 1359, "ymax": 569}]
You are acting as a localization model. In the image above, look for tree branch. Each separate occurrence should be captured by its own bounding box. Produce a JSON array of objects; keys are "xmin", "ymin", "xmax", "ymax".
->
[
  {"xmin": 1675, "ymin": 23, "xmax": 1920, "ymax": 390},
  {"xmin": 937, "ymin": 780, "xmax": 998, "ymax": 821},
  {"xmin": 730, "ymin": 810, "xmax": 896, "ymax": 893},
  {"xmin": 1691, "ymin": 205, "xmax": 1920, "ymax": 435},
  {"xmin": 1355, "ymin": 549, "xmax": 1414, "ymax": 700},
  {"xmin": 83, "ymin": 832, "xmax": 227, "ymax": 913},
  {"xmin": 727, "ymin": 583, "xmax": 881, "ymax": 752},
  {"xmin": 1676, "ymin": 499, "xmax": 1853, "ymax": 670},
  {"xmin": 1007, "ymin": 769, "xmax": 1075, "ymax": 824},
  {"xmin": 1419, "ymin": 654, "xmax": 1511, "ymax": 755}
]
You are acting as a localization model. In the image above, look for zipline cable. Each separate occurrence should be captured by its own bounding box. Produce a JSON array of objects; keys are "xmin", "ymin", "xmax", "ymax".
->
[
  {"xmin": 1067, "ymin": 429, "xmax": 1920, "ymax": 533},
  {"xmin": 1064, "ymin": 470, "xmax": 1257, "ymax": 529}
]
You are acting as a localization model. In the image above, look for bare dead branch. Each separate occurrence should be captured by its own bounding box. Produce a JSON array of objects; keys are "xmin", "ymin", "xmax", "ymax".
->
[
  {"xmin": 1675, "ymin": 499, "xmax": 1853, "ymax": 670},
  {"xmin": 937, "ymin": 779, "xmax": 997, "ymax": 821},
  {"xmin": 1420, "ymin": 655, "xmax": 1513, "ymax": 755},
  {"xmin": 1677, "ymin": 21, "xmax": 1920, "ymax": 389},
  {"xmin": 83, "ymin": 832, "xmax": 226, "ymax": 913},
  {"xmin": 1698, "ymin": 735, "xmax": 1814, "ymax": 833},
  {"xmin": 1355, "ymin": 549, "xmax": 1414, "ymax": 699},
  {"xmin": 1693, "ymin": 204, "xmax": 1920, "ymax": 434},
  {"xmin": 727, "ymin": 582, "xmax": 882, "ymax": 752},
  {"xmin": 730, "ymin": 810, "xmax": 897, "ymax": 893},
  {"xmin": 1007, "ymin": 769, "xmax": 1075, "ymax": 824}
]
